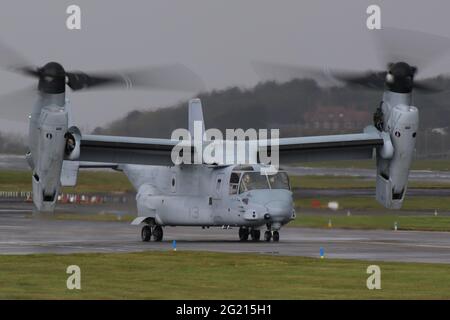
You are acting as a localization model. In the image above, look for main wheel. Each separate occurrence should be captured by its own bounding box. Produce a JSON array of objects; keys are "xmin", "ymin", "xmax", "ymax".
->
[
  {"xmin": 153, "ymin": 225, "xmax": 163, "ymax": 242},
  {"xmin": 239, "ymin": 227, "xmax": 249, "ymax": 241},
  {"xmin": 141, "ymin": 225, "xmax": 151, "ymax": 242},
  {"xmin": 264, "ymin": 230, "xmax": 272, "ymax": 242},
  {"xmin": 251, "ymin": 229, "xmax": 261, "ymax": 241},
  {"xmin": 273, "ymin": 231, "xmax": 280, "ymax": 242}
]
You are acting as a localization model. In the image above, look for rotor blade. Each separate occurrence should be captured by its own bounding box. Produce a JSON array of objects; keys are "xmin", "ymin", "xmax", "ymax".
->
[
  {"xmin": 372, "ymin": 27, "xmax": 450, "ymax": 72},
  {"xmin": 0, "ymin": 39, "xmax": 37, "ymax": 76},
  {"xmin": 0, "ymin": 85, "xmax": 38, "ymax": 123},
  {"xmin": 333, "ymin": 70, "xmax": 387, "ymax": 90},
  {"xmin": 252, "ymin": 60, "xmax": 387, "ymax": 91},
  {"xmin": 252, "ymin": 61, "xmax": 341, "ymax": 86},
  {"xmin": 66, "ymin": 63, "xmax": 206, "ymax": 92},
  {"xmin": 414, "ymin": 76, "xmax": 450, "ymax": 93}
]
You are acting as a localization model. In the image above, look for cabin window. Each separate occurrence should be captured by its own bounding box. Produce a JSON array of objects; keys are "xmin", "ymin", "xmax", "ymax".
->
[
  {"xmin": 216, "ymin": 178, "xmax": 222, "ymax": 193},
  {"xmin": 170, "ymin": 173, "xmax": 177, "ymax": 193}
]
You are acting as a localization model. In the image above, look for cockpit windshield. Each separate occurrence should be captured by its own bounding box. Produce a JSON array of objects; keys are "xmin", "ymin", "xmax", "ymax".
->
[
  {"xmin": 229, "ymin": 170, "xmax": 290, "ymax": 194},
  {"xmin": 239, "ymin": 172, "xmax": 269, "ymax": 193}
]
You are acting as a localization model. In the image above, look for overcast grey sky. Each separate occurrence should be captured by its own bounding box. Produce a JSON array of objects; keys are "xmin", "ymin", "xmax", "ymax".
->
[{"xmin": 1, "ymin": 0, "xmax": 450, "ymax": 133}]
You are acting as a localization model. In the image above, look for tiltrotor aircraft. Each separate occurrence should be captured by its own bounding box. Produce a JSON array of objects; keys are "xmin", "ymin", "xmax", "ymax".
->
[{"xmin": 0, "ymin": 28, "xmax": 447, "ymax": 242}]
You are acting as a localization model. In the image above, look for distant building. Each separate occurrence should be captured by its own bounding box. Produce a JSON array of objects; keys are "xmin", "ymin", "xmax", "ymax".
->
[
  {"xmin": 302, "ymin": 106, "xmax": 371, "ymax": 131},
  {"xmin": 269, "ymin": 106, "xmax": 372, "ymax": 137}
]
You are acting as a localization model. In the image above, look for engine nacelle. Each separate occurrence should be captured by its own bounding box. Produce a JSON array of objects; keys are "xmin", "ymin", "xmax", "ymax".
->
[
  {"xmin": 32, "ymin": 105, "xmax": 68, "ymax": 212},
  {"xmin": 376, "ymin": 95, "xmax": 419, "ymax": 209}
]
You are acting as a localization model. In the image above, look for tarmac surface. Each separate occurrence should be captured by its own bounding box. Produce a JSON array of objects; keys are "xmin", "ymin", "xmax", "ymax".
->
[{"xmin": 1, "ymin": 211, "xmax": 450, "ymax": 264}]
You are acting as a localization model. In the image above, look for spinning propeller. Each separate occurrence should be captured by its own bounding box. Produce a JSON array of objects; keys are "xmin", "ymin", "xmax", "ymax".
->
[
  {"xmin": 253, "ymin": 27, "xmax": 450, "ymax": 94},
  {"xmin": 10, "ymin": 61, "xmax": 206, "ymax": 94},
  {"xmin": 0, "ymin": 40, "xmax": 205, "ymax": 121}
]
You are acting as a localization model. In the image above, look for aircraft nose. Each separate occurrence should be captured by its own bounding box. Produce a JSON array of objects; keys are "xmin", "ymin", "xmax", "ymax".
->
[{"xmin": 265, "ymin": 200, "xmax": 293, "ymax": 222}]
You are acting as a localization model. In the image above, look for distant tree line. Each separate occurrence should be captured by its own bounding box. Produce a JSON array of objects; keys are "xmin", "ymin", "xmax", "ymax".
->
[
  {"xmin": 2, "ymin": 79, "xmax": 448, "ymax": 157},
  {"xmin": 0, "ymin": 132, "xmax": 27, "ymax": 154},
  {"xmin": 93, "ymin": 79, "xmax": 450, "ymax": 158}
]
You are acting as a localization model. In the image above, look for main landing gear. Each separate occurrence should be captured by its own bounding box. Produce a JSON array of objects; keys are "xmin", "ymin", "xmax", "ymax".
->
[
  {"xmin": 141, "ymin": 224, "xmax": 164, "ymax": 242},
  {"xmin": 264, "ymin": 230, "xmax": 279, "ymax": 242},
  {"xmin": 239, "ymin": 227, "xmax": 261, "ymax": 241}
]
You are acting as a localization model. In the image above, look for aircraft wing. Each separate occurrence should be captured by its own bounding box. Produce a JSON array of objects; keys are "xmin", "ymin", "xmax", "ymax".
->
[
  {"xmin": 77, "ymin": 134, "xmax": 184, "ymax": 166},
  {"xmin": 258, "ymin": 127, "xmax": 387, "ymax": 164},
  {"xmin": 76, "ymin": 127, "xmax": 387, "ymax": 167}
]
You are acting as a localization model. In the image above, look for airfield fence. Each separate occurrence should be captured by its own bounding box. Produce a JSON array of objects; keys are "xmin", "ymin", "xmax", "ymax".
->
[{"xmin": 0, "ymin": 191, "xmax": 131, "ymax": 204}]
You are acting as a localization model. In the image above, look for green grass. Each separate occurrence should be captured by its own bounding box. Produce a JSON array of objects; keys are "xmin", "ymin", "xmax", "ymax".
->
[
  {"xmin": 290, "ymin": 175, "xmax": 450, "ymax": 189},
  {"xmin": 0, "ymin": 170, "xmax": 133, "ymax": 193},
  {"xmin": 2, "ymin": 170, "xmax": 448, "ymax": 194},
  {"xmin": 289, "ymin": 214, "xmax": 450, "ymax": 231},
  {"xmin": 295, "ymin": 196, "xmax": 450, "ymax": 211},
  {"xmin": 0, "ymin": 251, "xmax": 449, "ymax": 299},
  {"xmin": 296, "ymin": 159, "xmax": 450, "ymax": 171}
]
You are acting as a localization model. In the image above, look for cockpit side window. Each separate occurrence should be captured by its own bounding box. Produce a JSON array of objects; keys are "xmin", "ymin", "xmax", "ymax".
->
[
  {"xmin": 229, "ymin": 172, "xmax": 240, "ymax": 194},
  {"xmin": 230, "ymin": 172, "xmax": 240, "ymax": 184},
  {"xmin": 268, "ymin": 172, "xmax": 290, "ymax": 190}
]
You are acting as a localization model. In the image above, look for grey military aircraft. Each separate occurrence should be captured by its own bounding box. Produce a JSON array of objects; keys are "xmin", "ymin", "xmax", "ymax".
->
[{"xmin": 0, "ymin": 28, "xmax": 447, "ymax": 242}]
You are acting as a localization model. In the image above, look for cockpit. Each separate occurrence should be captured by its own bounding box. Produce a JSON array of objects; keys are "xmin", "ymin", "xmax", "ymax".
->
[{"xmin": 229, "ymin": 166, "xmax": 290, "ymax": 194}]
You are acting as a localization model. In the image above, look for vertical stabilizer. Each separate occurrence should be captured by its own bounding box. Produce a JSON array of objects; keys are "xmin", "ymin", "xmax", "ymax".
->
[{"xmin": 188, "ymin": 98, "xmax": 205, "ymax": 137}]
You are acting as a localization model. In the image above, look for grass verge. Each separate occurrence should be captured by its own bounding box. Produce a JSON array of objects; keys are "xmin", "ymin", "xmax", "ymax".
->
[
  {"xmin": 295, "ymin": 159, "xmax": 450, "ymax": 171},
  {"xmin": 0, "ymin": 170, "xmax": 133, "ymax": 193},
  {"xmin": 295, "ymin": 196, "xmax": 450, "ymax": 211},
  {"xmin": 289, "ymin": 175, "xmax": 450, "ymax": 189},
  {"xmin": 289, "ymin": 214, "xmax": 450, "ymax": 231},
  {"xmin": 0, "ymin": 251, "xmax": 449, "ymax": 299}
]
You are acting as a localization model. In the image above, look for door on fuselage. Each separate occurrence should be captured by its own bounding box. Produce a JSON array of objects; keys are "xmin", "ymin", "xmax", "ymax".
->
[{"xmin": 211, "ymin": 173, "xmax": 225, "ymax": 224}]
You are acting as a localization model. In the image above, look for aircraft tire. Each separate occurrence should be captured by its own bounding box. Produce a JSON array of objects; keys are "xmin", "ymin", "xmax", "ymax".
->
[
  {"xmin": 264, "ymin": 230, "xmax": 272, "ymax": 242},
  {"xmin": 239, "ymin": 227, "xmax": 249, "ymax": 241},
  {"xmin": 153, "ymin": 226, "xmax": 163, "ymax": 242},
  {"xmin": 273, "ymin": 231, "xmax": 280, "ymax": 242},
  {"xmin": 251, "ymin": 229, "xmax": 261, "ymax": 241},
  {"xmin": 141, "ymin": 225, "xmax": 152, "ymax": 242}
]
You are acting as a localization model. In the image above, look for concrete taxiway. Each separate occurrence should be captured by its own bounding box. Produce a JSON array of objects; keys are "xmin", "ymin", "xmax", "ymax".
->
[{"xmin": 1, "ymin": 211, "xmax": 450, "ymax": 264}]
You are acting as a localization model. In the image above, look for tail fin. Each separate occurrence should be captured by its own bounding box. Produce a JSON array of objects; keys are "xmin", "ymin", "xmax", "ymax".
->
[{"xmin": 188, "ymin": 98, "xmax": 205, "ymax": 137}]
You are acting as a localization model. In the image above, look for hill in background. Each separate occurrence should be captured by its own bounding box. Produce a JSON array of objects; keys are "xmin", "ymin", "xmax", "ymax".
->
[
  {"xmin": 93, "ymin": 79, "xmax": 450, "ymax": 158},
  {"xmin": 1, "ymin": 79, "xmax": 449, "ymax": 157}
]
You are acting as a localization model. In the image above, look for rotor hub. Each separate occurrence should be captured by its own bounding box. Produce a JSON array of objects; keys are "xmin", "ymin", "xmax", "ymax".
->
[
  {"xmin": 37, "ymin": 62, "xmax": 66, "ymax": 94},
  {"xmin": 385, "ymin": 62, "xmax": 417, "ymax": 93}
]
